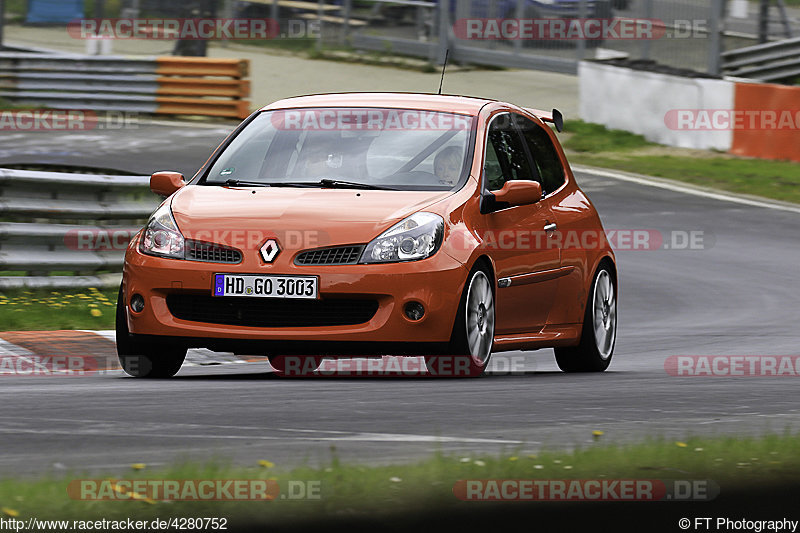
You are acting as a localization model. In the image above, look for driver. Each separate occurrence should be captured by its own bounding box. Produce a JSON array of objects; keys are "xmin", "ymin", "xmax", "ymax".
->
[
  {"xmin": 301, "ymin": 137, "xmax": 344, "ymax": 179},
  {"xmin": 434, "ymin": 146, "xmax": 462, "ymax": 186}
]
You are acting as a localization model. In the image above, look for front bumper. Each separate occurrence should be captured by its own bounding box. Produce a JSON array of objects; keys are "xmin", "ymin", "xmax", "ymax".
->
[{"xmin": 122, "ymin": 239, "xmax": 468, "ymax": 350}]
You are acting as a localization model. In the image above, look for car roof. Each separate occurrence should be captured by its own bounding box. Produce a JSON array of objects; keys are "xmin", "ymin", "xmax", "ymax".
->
[{"xmin": 260, "ymin": 92, "xmax": 498, "ymax": 116}]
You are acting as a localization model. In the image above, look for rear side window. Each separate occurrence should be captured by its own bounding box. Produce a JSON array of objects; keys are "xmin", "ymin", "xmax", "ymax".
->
[
  {"xmin": 484, "ymin": 113, "xmax": 535, "ymax": 191},
  {"xmin": 514, "ymin": 115, "xmax": 566, "ymax": 195}
]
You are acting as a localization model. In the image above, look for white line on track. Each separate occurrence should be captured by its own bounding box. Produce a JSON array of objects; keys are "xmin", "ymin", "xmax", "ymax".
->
[{"xmin": 573, "ymin": 165, "xmax": 800, "ymax": 214}]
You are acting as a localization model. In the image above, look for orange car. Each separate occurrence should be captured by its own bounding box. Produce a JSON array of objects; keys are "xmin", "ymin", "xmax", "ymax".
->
[{"xmin": 117, "ymin": 93, "xmax": 617, "ymax": 378}]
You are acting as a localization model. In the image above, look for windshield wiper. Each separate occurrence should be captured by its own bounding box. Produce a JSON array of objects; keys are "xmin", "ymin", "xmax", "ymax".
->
[
  {"xmin": 215, "ymin": 179, "xmax": 314, "ymax": 188},
  {"xmin": 317, "ymin": 179, "xmax": 395, "ymax": 190},
  {"xmin": 222, "ymin": 179, "xmax": 271, "ymax": 187}
]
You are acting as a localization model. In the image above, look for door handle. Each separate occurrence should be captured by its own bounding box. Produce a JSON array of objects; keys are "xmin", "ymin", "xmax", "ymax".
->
[{"xmin": 544, "ymin": 222, "xmax": 557, "ymax": 232}]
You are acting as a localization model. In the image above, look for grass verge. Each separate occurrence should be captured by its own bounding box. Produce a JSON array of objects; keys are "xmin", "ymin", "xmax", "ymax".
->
[
  {"xmin": 0, "ymin": 287, "xmax": 117, "ymax": 331},
  {"xmin": 0, "ymin": 433, "xmax": 798, "ymax": 527},
  {"xmin": 560, "ymin": 120, "xmax": 800, "ymax": 204}
]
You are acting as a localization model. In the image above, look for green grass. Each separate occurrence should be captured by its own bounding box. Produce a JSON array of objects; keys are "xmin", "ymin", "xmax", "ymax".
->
[
  {"xmin": 0, "ymin": 433, "xmax": 798, "ymax": 524},
  {"xmin": 561, "ymin": 120, "xmax": 655, "ymax": 153},
  {"xmin": 561, "ymin": 120, "xmax": 800, "ymax": 204},
  {"xmin": 0, "ymin": 287, "xmax": 117, "ymax": 331}
]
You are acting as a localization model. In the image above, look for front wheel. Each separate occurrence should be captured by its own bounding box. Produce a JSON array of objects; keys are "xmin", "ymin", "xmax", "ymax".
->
[
  {"xmin": 554, "ymin": 264, "xmax": 616, "ymax": 372},
  {"xmin": 426, "ymin": 266, "xmax": 495, "ymax": 377},
  {"xmin": 116, "ymin": 285, "xmax": 186, "ymax": 378}
]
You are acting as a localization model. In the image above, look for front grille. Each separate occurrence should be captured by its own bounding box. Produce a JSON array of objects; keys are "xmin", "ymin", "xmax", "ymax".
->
[
  {"xmin": 166, "ymin": 294, "xmax": 379, "ymax": 327},
  {"xmin": 295, "ymin": 245, "xmax": 364, "ymax": 265},
  {"xmin": 185, "ymin": 240, "xmax": 242, "ymax": 264}
]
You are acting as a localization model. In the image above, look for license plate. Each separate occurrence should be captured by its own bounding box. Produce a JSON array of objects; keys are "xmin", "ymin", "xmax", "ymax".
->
[{"xmin": 213, "ymin": 274, "xmax": 318, "ymax": 299}]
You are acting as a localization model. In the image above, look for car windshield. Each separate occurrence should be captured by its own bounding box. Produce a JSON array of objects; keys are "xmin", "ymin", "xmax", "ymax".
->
[{"xmin": 203, "ymin": 107, "xmax": 474, "ymax": 190}]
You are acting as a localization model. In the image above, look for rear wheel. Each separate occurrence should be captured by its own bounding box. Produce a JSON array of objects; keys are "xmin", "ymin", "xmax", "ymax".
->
[
  {"xmin": 554, "ymin": 264, "xmax": 616, "ymax": 372},
  {"xmin": 116, "ymin": 285, "xmax": 186, "ymax": 378},
  {"xmin": 426, "ymin": 266, "xmax": 495, "ymax": 377},
  {"xmin": 269, "ymin": 355, "xmax": 323, "ymax": 376}
]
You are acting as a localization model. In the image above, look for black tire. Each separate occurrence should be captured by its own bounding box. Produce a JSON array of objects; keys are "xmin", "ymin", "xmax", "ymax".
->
[
  {"xmin": 268, "ymin": 355, "xmax": 323, "ymax": 377},
  {"xmin": 116, "ymin": 285, "xmax": 186, "ymax": 378},
  {"xmin": 554, "ymin": 263, "xmax": 616, "ymax": 372},
  {"xmin": 426, "ymin": 264, "xmax": 495, "ymax": 377}
]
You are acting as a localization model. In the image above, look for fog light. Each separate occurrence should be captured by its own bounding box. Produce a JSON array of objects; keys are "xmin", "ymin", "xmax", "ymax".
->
[
  {"xmin": 404, "ymin": 301, "xmax": 425, "ymax": 321},
  {"xmin": 130, "ymin": 294, "xmax": 145, "ymax": 313}
]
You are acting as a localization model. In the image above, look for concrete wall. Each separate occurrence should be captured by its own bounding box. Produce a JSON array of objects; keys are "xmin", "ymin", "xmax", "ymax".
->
[
  {"xmin": 579, "ymin": 61, "xmax": 734, "ymax": 151},
  {"xmin": 578, "ymin": 60, "xmax": 800, "ymax": 162}
]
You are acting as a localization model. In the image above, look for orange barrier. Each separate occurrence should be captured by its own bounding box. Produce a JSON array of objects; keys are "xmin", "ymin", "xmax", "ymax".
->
[
  {"xmin": 155, "ymin": 57, "xmax": 249, "ymax": 78},
  {"xmin": 156, "ymin": 78, "xmax": 251, "ymax": 98},
  {"xmin": 730, "ymin": 82, "xmax": 800, "ymax": 163},
  {"xmin": 154, "ymin": 57, "xmax": 251, "ymax": 119}
]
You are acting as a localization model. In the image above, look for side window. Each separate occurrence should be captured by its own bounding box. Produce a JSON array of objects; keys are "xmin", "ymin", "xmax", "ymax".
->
[
  {"xmin": 484, "ymin": 114, "xmax": 536, "ymax": 191},
  {"xmin": 514, "ymin": 115, "xmax": 566, "ymax": 195}
]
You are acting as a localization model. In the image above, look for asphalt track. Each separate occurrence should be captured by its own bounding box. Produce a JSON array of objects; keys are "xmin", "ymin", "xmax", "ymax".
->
[{"xmin": 1, "ymin": 124, "xmax": 799, "ymax": 480}]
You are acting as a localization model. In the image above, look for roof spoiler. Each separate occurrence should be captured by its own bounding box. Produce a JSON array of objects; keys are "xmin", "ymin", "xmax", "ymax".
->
[{"xmin": 523, "ymin": 108, "xmax": 564, "ymax": 133}]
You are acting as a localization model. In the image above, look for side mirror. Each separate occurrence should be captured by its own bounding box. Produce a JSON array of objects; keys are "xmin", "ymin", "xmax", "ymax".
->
[
  {"xmin": 150, "ymin": 171, "xmax": 186, "ymax": 197},
  {"xmin": 487, "ymin": 180, "xmax": 542, "ymax": 211}
]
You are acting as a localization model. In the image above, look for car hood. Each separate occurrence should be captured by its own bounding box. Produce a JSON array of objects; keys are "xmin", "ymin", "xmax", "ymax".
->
[{"xmin": 170, "ymin": 185, "xmax": 452, "ymax": 250}]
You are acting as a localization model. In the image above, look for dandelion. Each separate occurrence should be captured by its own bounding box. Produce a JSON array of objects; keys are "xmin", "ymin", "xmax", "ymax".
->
[
  {"xmin": 258, "ymin": 460, "xmax": 275, "ymax": 468},
  {"xmin": 675, "ymin": 442, "xmax": 688, "ymax": 448},
  {"xmin": 131, "ymin": 463, "xmax": 146, "ymax": 470},
  {"xmin": 508, "ymin": 456, "xmax": 518, "ymax": 462},
  {"xmin": 2, "ymin": 508, "xmax": 19, "ymax": 517},
  {"xmin": 90, "ymin": 309, "xmax": 102, "ymax": 317}
]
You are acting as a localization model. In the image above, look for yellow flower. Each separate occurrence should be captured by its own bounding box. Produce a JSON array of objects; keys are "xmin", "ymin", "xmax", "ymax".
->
[
  {"xmin": 131, "ymin": 463, "xmax": 146, "ymax": 470},
  {"xmin": 508, "ymin": 456, "xmax": 518, "ymax": 462},
  {"xmin": 2, "ymin": 508, "xmax": 19, "ymax": 517},
  {"xmin": 90, "ymin": 309, "xmax": 102, "ymax": 317},
  {"xmin": 675, "ymin": 442, "xmax": 688, "ymax": 448},
  {"xmin": 258, "ymin": 460, "xmax": 275, "ymax": 468}
]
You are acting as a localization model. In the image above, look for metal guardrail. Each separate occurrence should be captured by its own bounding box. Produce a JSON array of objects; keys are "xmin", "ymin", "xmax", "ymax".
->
[
  {"xmin": 721, "ymin": 36, "xmax": 800, "ymax": 82},
  {"xmin": 0, "ymin": 53, "xmax": 252, "ymax": 119},
  {"xmin": 0, "ymin": 168, "xmax": 158, "ymax": 289}
]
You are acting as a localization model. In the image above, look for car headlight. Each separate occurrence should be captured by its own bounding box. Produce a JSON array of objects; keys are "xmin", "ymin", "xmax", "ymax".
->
[
  {"xmin": 360, "ymin": 212, "xmax": 444, "ymax": 264},
  {"xmin": 139, "ymin": 202, "xmax": 185, "ymax": 259}
]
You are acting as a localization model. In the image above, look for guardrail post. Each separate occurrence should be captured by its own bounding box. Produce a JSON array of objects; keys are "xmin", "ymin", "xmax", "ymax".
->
[
  {"xmin": 513, "ymin": 0, "xmax": 522, "ymax": 57},
  {"xmin": 0, "ymin": 0, "xmax": 5, "ymax": 50},
  {"xmin": 708, "ymin": 0, "xmax": 725, "ymax": 75},
  {"xmin": 437, "ymin": 0, "xmax": 451, "ymax": 64},
  {"xmin": 640, "ymin": 0, "xmax": 653, "ymax": 61},
  {"xmin": 342, "ymin": 0, "xmax": 352, "ymax": 45},
  {"xmin": 576, "ymin": 0, "xmax": 587, "ymax": 61}
]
